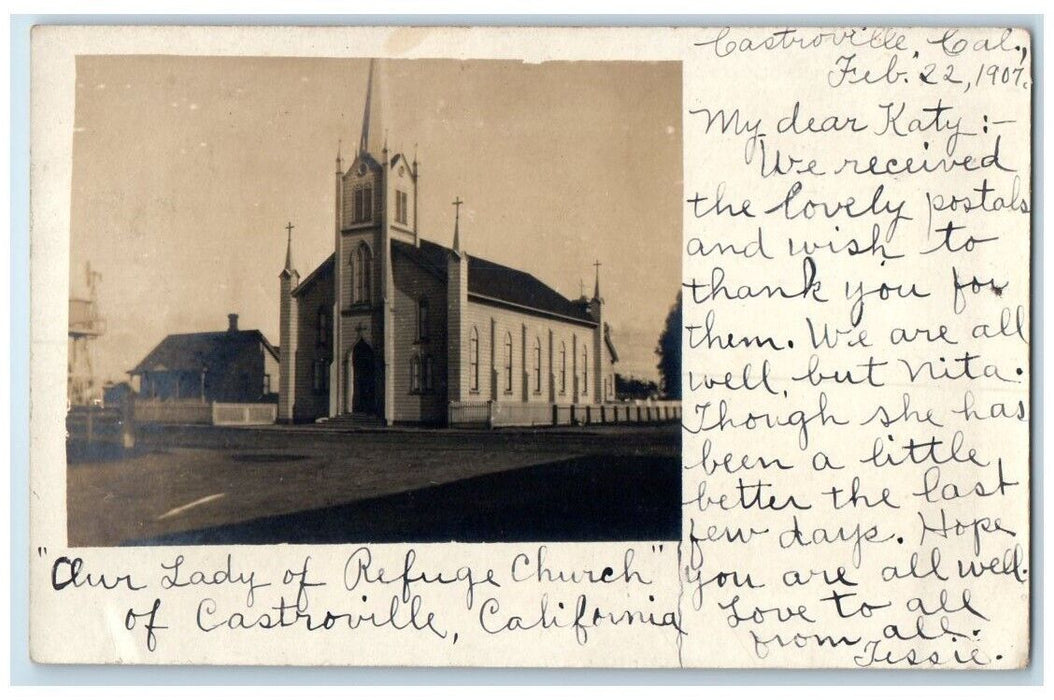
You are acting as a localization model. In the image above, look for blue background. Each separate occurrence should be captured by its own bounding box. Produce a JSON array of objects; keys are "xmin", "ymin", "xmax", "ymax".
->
[{"xmin": 9, "ymin": 13, "xmax": 1044, "ymax": 685}]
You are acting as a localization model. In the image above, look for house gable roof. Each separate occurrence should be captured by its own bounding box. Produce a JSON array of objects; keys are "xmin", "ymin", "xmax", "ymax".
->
[{"xmin": 130, "ymin": 329, "xmax": 278, "ymax": 375}]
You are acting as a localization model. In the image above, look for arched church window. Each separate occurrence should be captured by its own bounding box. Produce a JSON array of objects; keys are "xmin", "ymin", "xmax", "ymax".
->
[
  {"xmin": 469, "ymin": 327, "xmax": 480, "ymax": 392},
  {"xmin": 582, "ymin": 346, "xmax": 589, "ymax": 397},
  {"xmin": 503, "ymin": 331, "xmax": 513, "ymax": 393},
  {"xmin": 533, "ymin": 337, "xmax": 542, "ymax": 393},
  {"xmin": 410, "ymin": 355, "xmax": 421, "ymax": 394},
  {"xmin": 353, "ymin": 243, "xmax": 372, "ymax": 304},
  {"xmin": 416, "ymin": 298, "xmax": 429, "ymax": 341},
  {"xmin": 559, "ymin": 342, "xmax": 567, "ymax": 395}
]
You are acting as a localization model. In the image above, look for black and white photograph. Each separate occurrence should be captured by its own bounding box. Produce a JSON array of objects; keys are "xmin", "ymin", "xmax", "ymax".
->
[{"xmin": 65, "ymin": 56, "xmax": 683, "ymax": 546}]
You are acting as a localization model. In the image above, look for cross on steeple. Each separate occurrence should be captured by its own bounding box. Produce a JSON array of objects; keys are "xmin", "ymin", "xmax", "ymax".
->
[
  {"xmin": 592, "ymin": 259, "xmax": 602, "ymax": 301},
  {"xmin": 452, "ymin": 196, "xmax": 464, "ymax": 252},
  {"xmin": 283, "ymin": 221, "xmax": 296, "ymax": 273}
]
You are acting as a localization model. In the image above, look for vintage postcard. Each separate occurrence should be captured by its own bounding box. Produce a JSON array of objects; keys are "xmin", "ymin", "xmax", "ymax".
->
[{"xmin": 30, "ymin": 24, "xmax": 1031, "ymax": 668}]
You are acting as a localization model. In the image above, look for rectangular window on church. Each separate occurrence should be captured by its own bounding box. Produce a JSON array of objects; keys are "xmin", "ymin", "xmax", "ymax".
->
[{"xmin": 395, "ymin": 190, "xmax": 408, "ymax": 225}]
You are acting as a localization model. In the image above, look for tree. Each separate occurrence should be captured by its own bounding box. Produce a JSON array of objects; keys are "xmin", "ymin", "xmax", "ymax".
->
[
  {"xmin": 655, "ymin": 291, "xmax": 682, "ymax": 399},
  {"xmin": 615, "ymin": 374, "xmax": 659, "ymax": 401}
]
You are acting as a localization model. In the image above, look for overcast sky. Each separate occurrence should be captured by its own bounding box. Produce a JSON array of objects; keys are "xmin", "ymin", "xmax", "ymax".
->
[{"xmin": 70, "ymin": 56, "xmax": 681, "ymax": 385}]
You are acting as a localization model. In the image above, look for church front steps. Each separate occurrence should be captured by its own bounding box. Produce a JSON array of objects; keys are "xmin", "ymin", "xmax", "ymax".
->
[{"xmin": 312, "ymin": 413, "xmax": 387, "ymax": 431}]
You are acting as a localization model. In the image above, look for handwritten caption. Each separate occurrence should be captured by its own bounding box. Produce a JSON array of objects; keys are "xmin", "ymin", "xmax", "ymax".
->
[{"xmin": 48, "ymin": 545, "xmax": 681, "ymax": 654}]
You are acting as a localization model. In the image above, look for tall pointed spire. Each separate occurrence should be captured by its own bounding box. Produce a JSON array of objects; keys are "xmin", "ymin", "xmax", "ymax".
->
[
  {"xmin": 358, "ymin": 59, "xmax": 375, "ymax": 155},
  {"xmin": 593, "ymin": 259, "xmax": 602, "ymax": 301},
  {"xmin": 356, "ymin": 58, "xmax": 390, "ymax": 158},
  {"xmin": 336, "ymin": 138, "xmax": 343, "ymax": 173}
]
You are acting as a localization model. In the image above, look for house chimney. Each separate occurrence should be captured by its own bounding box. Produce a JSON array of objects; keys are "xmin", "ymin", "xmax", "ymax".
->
[{"xmin": 227, "ymin": 313, "xmax": 239, "ymax": 332}]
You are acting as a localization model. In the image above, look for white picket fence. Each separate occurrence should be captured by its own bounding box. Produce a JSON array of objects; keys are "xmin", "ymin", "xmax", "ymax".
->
[
  {"xmin": 448, "ymin": 400, "xmax": 681, "ymax": 428},
  {"xmin": 134, "ymin": 399, "xmax": 212, "ymax": 424},
  {"xmin": 212, "ymin": 402, "xmax": 278, "ymax": 426},
  {"xmin": 134, "ymin": 399, "xmax": 276, "ymax": 426}
]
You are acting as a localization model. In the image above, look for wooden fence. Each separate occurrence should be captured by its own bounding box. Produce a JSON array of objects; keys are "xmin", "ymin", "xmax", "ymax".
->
[
  {"xmin": 448, "ymin": 400, "xmax": 681, "ymax": 428},
  {"xmin": 67, "ymin": 405, "xmax": 135, "ymax": 447},
  {"xmin": 212, "ymin": 402, "xmax": 278, "ymax": 426},
  {"xmin": 133, "ymin": 399, "xmax": 212, "ymax": 425}
]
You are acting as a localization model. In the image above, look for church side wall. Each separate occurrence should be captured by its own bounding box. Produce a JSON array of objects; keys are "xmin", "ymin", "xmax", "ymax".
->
[
  {"xmin": 293, "ymin": 280, "xmax": 332, "ymax": 422},
  {"xmin": 390, "ymin": 253, "xmax": 448, "ymax": 423},
  {"xmin": 460, "ymin": 299, "xmax": 600, "ymax": 407}
]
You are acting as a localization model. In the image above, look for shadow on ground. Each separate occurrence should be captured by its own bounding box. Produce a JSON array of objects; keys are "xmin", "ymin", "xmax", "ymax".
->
[{"xmin": 130, "ymin": 454, "xmax": 679, "ymax": 545}]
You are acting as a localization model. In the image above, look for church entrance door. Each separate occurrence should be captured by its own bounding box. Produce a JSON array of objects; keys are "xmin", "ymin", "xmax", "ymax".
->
[{"xmin": 351, "ymin": 340, "xmax": 376, "ymax": 414}]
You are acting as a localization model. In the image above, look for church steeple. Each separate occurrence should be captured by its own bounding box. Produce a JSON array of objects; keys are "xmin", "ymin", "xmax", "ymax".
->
[
  {"xmin": 358, "ymin": 59, "xmax": 385, "ymax": 158},
  {"xmin": 452, "ymin": 196, "xmax": 463, "ymax": 254},
  {"xmin": 592, "ymin": 259, "xmax": 602, "ymax": 302},
  {"xmin": 282, "ymin": 221, "xmax": 297, "ymax": 275},
  {"xmin": 278, "ymin": 219, "xmax": 300, "ymax": 423}
]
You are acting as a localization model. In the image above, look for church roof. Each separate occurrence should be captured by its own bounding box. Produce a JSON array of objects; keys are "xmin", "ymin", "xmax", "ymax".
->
[
  {"xmin": 290, "ymin": 253, "xmax": 335, "ymax": 298},
  {"xmin": 289, "ymin": 239, "xmax": 597, "ymax": 325},
  {"xmin": 393, "ymin": 239, "xmax": 596, "ymax": 324},
  {"xmin": 129, "ymin": 329, "xmax": 279, "ymax": 375}
]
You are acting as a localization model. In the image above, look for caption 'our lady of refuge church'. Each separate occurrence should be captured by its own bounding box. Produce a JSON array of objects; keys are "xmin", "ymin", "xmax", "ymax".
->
[{"xmin": 279, "ymin": 61, "xmax": 619, "ymax": 426}]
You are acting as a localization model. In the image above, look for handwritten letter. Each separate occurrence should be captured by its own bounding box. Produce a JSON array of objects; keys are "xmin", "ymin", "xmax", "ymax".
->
[{"xmin": 681, "ymin": 27, "xmax": 1031, "ymax": 668}]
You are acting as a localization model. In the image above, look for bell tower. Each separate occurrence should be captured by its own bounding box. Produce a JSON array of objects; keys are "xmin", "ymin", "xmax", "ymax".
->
[{"xmin": 331, "ymin": 59, "xmax": 418, "ymax": 423}]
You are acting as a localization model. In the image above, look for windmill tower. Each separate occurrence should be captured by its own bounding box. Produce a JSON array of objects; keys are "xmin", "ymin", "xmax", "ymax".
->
[{"xmin": 68, "ymin": 262, "xmax": 106, "ymax": 406}]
